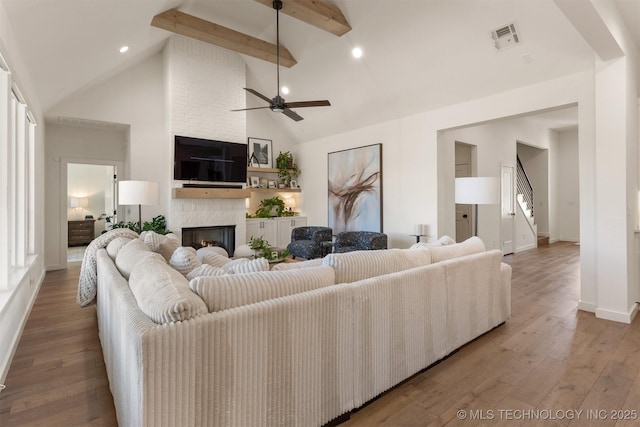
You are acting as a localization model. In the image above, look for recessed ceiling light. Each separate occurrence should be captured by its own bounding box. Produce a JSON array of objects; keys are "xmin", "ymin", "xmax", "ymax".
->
[
  {"xmin": 352, "ymin": 47, "xmax": 363, "ymax": 59},
  {"xmin": 119, "ymin": 46, "xmax": 129, "ymax": 53},
  {"xmin": 281, "ymin": 86, "xmax": 290, "ymax": 95}
]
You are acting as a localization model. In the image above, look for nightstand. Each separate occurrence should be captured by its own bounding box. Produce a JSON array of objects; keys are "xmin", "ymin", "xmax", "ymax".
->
[{"xmin": 68, "ymin": 219, "xmax": 95, "ymax": 246}]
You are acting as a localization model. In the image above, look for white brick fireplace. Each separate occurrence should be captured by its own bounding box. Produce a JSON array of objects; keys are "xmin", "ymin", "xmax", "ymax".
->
[{"xmin": 165, "ymin": 36, "xmax": 248, "ymax": 249}]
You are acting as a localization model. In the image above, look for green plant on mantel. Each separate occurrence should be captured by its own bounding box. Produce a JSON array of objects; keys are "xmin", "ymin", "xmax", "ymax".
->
[
  {"xmin": 276, "ymin": 151, "xmax": 299, "ymax": 185},
  {"xmin": 254, "ymin": 196, "xmax": 286, "ymax": 218}
]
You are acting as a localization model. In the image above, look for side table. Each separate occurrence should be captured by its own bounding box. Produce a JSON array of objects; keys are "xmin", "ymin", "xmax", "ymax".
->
[{"xmin": 410, "ymin": 234, "xmax": 426, "ymax": 243}]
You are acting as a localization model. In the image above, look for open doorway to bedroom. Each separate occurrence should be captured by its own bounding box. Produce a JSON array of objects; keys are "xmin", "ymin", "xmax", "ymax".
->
[{"xmin": 66, "ymin": 162, "xmax": 118, "ymax": 263}]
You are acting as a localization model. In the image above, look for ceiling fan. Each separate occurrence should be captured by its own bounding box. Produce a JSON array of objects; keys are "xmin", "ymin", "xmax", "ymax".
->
[{"xmin": 232, "ymin": 0, "xmax": 330, "ymax": 121}]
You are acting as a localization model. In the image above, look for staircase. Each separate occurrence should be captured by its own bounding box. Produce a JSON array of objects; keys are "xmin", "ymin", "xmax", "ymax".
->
[{"xmin": 516, "ymin": 155, "xmax": 537, "ymax": 248}]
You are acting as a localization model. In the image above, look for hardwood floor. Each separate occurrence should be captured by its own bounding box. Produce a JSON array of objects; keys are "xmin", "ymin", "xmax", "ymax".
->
[
  {"xmin": 2, "ymin": 242, "xmax": 639, "ymax": 426},
  {"xmin": 0, "ymin": 263, "xmax": 117, "ymax": 426}
]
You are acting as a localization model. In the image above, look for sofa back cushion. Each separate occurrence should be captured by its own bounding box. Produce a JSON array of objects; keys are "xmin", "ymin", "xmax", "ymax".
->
[
  {"xmin": 429, "ymin": 236, "xmax": 486, "ymax": 263},
  {"xmin": 115, "ymin": 238, "xmax": 156, "ymax": 279},
  {"xmin": 106, "ymin": 236, "xmax": 133, "ymax": 260},
  {"xmin": 323, "ymin": 248, "xmax": 431, "ymax": 284},
  {"xmin": 129, "ymin": 255, "xmax": 208, "ymax": 324},
  {"xmin": 189, "ymin": 265, "xmax": 335, "ymax": 312},
  {"xmin": 271, "ymin": 258, "xmax": 324, "ymax": 271}
]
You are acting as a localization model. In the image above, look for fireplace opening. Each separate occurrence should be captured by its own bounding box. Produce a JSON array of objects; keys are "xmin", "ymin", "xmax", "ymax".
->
[{"xmin": 182, "ymin": 225, "xmax": 236, "ymax": 255}]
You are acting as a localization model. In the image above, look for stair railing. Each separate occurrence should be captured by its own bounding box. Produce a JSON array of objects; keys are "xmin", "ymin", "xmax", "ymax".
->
[{"xmin": 516, "ymin": 155, "xmax": 534, "ymax": 218}]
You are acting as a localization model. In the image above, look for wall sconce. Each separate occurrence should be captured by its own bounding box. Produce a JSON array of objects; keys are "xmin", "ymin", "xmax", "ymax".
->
[{"xmin": 118, "ymin": 181, "xmax": 159, "ymax": 229}]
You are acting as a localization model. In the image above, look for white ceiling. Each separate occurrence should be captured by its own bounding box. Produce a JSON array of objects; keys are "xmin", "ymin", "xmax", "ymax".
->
[{"xmin": 2, "ymin": 0, "xmax": 637, "ymax": 142}]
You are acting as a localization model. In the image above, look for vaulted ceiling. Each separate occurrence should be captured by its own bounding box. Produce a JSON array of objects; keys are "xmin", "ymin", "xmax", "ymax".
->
[{"xmin": 2, "ymin": 0, "xmax": 638, "ymax": 142}]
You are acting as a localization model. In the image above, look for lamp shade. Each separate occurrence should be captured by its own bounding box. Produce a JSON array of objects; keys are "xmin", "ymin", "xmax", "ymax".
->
[
  {"xmin": 70, "ymin": 197, "xmax": 88, "ymax": 208},
  {"xmin": 118, "ymin": 181, "xmax": 159, "ymax": 206},
  {"xmin": 455, "ymin": 177, "xmax": 499, "ymax": 205}
]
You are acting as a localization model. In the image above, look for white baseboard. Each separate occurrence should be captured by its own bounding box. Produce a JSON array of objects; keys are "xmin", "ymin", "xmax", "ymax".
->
[
  {"xmin": 515, "ymin": 243, "xmax": 536, "ymax": 253},
  {"xmin": 578, "ymin": 300, "xmax": 596, "ymax": 312},
  {"xmin": 595, "ymin": 304, "xmax": 637, "ymax": 324}
]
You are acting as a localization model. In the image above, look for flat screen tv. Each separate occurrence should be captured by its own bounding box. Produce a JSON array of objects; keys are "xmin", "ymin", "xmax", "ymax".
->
[{"xmin": 174, "ymin": 135, "xmax": 247, "ymax": 184}]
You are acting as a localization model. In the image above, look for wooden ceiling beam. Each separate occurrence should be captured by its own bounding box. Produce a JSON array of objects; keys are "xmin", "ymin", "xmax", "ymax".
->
[
  {"xmin": 151, "ymin": 8, "xmax": 297, "ymax": 68},
  {"xmin": 254, "ymin": 0, "xmax": 351, "ymax": 36}
]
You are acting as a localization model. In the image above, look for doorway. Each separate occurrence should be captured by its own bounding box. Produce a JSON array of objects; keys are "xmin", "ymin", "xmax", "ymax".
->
[
  {"xmin": 63, "ymin": 160, "xmax": 121, "ymax": 264},
  {"xmin": 455, "ymin": 142, "xmax": 474, "ymax": 242}
]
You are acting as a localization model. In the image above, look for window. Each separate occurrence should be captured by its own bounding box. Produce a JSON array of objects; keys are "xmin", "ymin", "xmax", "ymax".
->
[{"xmin": 0, "ymin": 52, "xmax": 37, "ymax": 290}]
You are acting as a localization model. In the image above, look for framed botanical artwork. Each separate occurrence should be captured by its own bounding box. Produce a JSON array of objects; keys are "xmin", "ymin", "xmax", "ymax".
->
[
  {"xmin": 290, "ymin": 180, "xmax": 298, "ymax": 189},
  {"xmin": 250, "ymin": 176, "xmax": 260, "ymax": 188},
  {"xmin": 268, "ymin": 180, "xmax": 276, "ymax": 189},
  {"xmin": 248, "ymin": 137, "xmax": 272, "ymax": 168},
  {"xmin": 328, "ymin": 143, "xmax": 382, "ymax": 233}
]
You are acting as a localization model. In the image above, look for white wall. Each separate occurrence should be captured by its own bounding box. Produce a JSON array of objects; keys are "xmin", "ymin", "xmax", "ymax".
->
[
  {"xmin": 0, "ymin": 0, "xmax": 46, "ymax": 385},
  {"xmin": 44, "ymin": 123, "xmax": 127, "ymax": 270},
  {"xmin": 550, "ymin": 129, "xmax": 580, "ymax": 242}
]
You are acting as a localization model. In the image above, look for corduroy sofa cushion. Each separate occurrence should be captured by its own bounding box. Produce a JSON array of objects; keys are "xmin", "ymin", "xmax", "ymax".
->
[
  {"xmin": 129, "ymin": 254, "xmax": 207, "ymax": 324},
  {"xmin": 323, "ymin": 248, "xmax": 431, "ymax": 284},
  {"xmin": 271, "ymin": 258, "xmax": 324, "ymax": 271},
  {"xmin": 429, "ymin": 236, "xmax": 486, "ymax": 263},
  {"xmin": 115, "ymin": 238, "xmax": 157, "ymax": 279},
  {"xmin": 106, "ymin": 236, "xmax": 133, "ymax": 260},
  {"xmin": 189, "ymin": 265, "xmax": 336, "ymax": 312}
]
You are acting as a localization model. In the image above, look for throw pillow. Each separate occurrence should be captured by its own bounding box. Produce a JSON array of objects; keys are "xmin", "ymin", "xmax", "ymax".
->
[
  {"xmin": 189, "ymin": 265, "xmax": 336, "ymax": 312},
  {"xmin": 129, "ymin": 255, "xmax": 207, "ymax": 324},
  {"xmin": 169, "ymin": 246, "xmax": 202, "ymax": 276},
  {"xmin": 233, "ymin": 244, "xmax": 254, "ymax": 259},
  {"xmin": 197, "ymin": 246, "xmax": 229, "ymax": 259},
  {"xmin": 430, "ymin": 236, "xmax": 486, "ymax": 263},
  {"xmin": 200, "ymin": 251, "xmax": 232, "ymax": 268},
  {"xmin": 438, "ymin": 235, "xmax": 456, "ymax": 245}
]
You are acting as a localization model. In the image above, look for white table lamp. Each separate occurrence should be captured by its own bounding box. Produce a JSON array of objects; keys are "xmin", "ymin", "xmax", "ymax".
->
[
  {"xmin": 118, "ymin": 180, "xmax": 159, "ymax": 229},
  {"xmin": 455, "ymin": 177, "xmax": 499, "ymax": 236}
]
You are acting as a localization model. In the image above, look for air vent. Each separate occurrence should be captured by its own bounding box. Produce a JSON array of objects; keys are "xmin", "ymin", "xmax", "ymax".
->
[{"xmin": 491, "ymin": 22, "xmax": 521, "ymax": 52}]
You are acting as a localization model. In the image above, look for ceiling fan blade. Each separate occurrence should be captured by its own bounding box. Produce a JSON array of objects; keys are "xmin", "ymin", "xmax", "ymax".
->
[
  {"xmin": 230, "ymin": 106, "xmax": 271, "ymax": 112},
  {"xmin": 244, "ymin": 88, "xmax": 272, "ymax": 104},
  {"xmin": 284, "ymin": 100, "xmax": 331, "ymax": 108},
  {"xmin": 282, "ymin": 107, "xmax": 304, "ymax": 122}
]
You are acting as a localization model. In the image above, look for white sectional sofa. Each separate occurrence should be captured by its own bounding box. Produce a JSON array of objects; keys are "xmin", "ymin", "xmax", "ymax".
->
[{"xmin": 93, "ymin": 232, "xmax": 511, "ymax": 427}]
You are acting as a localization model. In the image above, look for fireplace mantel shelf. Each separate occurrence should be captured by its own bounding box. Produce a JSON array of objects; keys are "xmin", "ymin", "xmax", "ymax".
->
[{"xmin": 172, "ymin": 187, "xmax": 251, "ymax": 199}]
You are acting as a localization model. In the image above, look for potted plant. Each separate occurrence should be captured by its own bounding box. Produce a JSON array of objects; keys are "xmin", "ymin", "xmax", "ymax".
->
[
  {"xmin": 248, "ymin": 235, "xmax": 277, "ymax": 260},
  {"xmin": 254, "ymin": 196, "xmax": 286, "ymax": 218},
  {"xmin": 276, "ymin": 151, "xmax": 299, "ymax": 185}
]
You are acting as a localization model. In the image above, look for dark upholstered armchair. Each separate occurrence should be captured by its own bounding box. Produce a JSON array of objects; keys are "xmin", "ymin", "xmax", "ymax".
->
[
  {"xmin": 333, "ymin": 231, "xmax": 388, "ymax": 253},
  {"xmin": 287, "ymin": 226, "xmax": 333, "ymax": 259}
]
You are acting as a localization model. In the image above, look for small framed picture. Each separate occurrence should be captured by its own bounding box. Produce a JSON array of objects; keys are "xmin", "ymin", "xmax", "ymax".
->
[
  {"xmin": 250, "ymin": 176, "xmax": 260, "ymax": 188},
  {"xmin": 268, "ymin": 180, "xmax": 276, "ymax": 189},
  {"xmin": 290, "ymin": 180, "xmax": 298, "ymax": 189},
  {"xmin": 278, "ymin": 183, "xmax": 285, "ymax": 189},
  {"xmin": 271, "ymin": 251, "xmax": 279, "ymax": 259},
  {"xmin": 248, "ymin": 137, "xmax": 273, "ymax": 168}
]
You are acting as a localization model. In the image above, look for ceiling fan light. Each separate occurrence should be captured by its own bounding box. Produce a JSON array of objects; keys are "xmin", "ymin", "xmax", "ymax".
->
[{"xmin": 272, "ymin": 106, "xmax": 284, "ymax": 113}]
